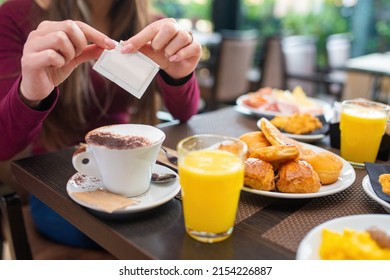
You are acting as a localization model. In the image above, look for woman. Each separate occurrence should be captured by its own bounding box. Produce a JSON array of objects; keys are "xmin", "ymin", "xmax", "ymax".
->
[{"xmin": 0, "ymin": 0, "xmax": 201, "ymax": 248}]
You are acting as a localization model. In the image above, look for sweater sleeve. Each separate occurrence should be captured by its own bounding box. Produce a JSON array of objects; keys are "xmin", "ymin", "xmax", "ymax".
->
[
  {"xmin": 155, "ymin": 71, "xmax": 200, "ymax": 123},
  {"xmin": 0, "ymin": 77, "xmax": 58, "ymax": 160},
  {"xmin": 0, "ymin": 0, "xmax": 58, "ymax": 160}
]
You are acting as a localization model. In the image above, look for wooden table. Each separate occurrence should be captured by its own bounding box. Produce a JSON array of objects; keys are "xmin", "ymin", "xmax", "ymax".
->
[
  {"xmin": 11, "ymin": 107, "xmax": 387, "ymax": 260},
  {"xmin": 343, "ymin": 52, "xmax": 390, "ymax": 101}
]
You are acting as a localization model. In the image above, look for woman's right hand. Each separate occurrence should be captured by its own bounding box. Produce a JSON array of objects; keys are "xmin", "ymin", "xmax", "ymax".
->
[{"xmin": 19, "ymin": 20, "xmax": 115, "ymax": 106}]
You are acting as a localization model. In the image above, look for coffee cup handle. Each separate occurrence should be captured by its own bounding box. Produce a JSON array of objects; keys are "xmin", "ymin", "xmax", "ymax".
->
[{"xmin": 72, "ymin": 145, "xmax": 101, "ymax": 178}]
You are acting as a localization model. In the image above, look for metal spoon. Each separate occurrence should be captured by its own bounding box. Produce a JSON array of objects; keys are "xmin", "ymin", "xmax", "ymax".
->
[
  {"xmin": 151, "ymin": 172, "xmax": 177, "ymax": 183},
  {"xmin": 161, "ymin": 147, "xmax": 178, "ymax": 165}
]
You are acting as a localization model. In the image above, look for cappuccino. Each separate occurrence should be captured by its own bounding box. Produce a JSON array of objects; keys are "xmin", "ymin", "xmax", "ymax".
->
[
  {"xmin": 86, "ymin": 131, "xmax": 151, "ymax": 149},
  {"xmin": 73, "ymin": 124, "xmax": 166, "ymax": 197}
]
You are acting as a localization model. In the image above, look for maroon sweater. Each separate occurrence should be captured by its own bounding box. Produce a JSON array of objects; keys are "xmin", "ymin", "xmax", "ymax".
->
[{"xmin": 0, "ymin": 0, "xmax": 200, "ymax": 160}]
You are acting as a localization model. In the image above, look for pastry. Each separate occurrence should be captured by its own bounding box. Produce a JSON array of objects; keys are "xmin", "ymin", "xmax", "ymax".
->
[
  {"xmin": 259, "ymin": 117, "xmax": 286, "ymax": 145},
  {"xmin": 244, "ymin": 158, "xmax": 275, "ymax": 191},
  {"xmin": 276, "ymin": 160, "xmax": 321, "ymax": 193},
  {"xmin": 306, "ymin": 152, "xmax": 343, "ymax": 184},
  {"xmin": 239, "ymin": 131, "xmax": 271, "ymax": 150},
  {"xmin": 248, "ymin": 144, "xmax": 299, "ymax": 163}
]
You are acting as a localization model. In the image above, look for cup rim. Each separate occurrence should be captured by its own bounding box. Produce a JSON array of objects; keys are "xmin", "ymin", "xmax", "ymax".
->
[{"xmin": 85, "ymin": 124, "xmax": 165, "ymax": 149}]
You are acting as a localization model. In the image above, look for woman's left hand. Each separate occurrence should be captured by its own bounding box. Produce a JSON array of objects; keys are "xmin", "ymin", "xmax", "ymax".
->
[{"xmin": 121, "ymin": 18, "xmax": 202, "ymax": 80}]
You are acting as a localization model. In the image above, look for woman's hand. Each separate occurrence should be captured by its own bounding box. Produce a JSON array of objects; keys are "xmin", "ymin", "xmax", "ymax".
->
[
  {"xmin": 121, "ymin": 18, "xmax": 202, "ymax": 80},
  {"xmin": 20, "ymin": 20, "xmax": 115, "ymax": 105}
]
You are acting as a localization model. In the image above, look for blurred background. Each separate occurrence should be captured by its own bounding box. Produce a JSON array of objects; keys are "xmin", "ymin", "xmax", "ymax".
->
[
  {"xmin": 151, "ymin": 0, "xmax": 390, "ymax": 110},
  {"xmin": 1, "ymin": 0, "xmax": 388, "ymax": 110},
  {"xmin": 151, "ymin": 0, "xmax": 389, "ymax": 67}
]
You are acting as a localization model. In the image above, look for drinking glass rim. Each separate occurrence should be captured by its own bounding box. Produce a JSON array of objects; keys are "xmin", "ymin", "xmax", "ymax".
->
[
  {"xmin": 341, "ymin": 99, "xmax": 390, "ymax": 112},
  {"xmin": 177, "ymin": 134, "xmax": 248, "ymax": 155}
]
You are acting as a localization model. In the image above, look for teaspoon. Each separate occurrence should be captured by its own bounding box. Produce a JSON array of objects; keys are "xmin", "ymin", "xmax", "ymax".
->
[{"xmin": 151, "ymin": 172, "xmax": 177, "ymax": 183}]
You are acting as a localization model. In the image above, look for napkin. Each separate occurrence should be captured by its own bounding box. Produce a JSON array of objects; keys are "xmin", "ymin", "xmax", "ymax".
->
[
  {"xmin": 93, "ymin": 41, "xmax": 160, "ymax": 99},
  {"xmin": 365, "ymin": 162, "xmax": 390, "ymax": 203},
  {"xmin": 72, "ymin": 189, "xmax": 139, "ymax": 213}
]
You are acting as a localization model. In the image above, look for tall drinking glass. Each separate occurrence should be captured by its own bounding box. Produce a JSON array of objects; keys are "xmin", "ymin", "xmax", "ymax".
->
[
  {"xmin": 177, "ymin": 134, "xmax": 247, "ymax": 243},
  {"xmin": 340, "ymin": 99, "xmax": 390, "ymax": 167}
]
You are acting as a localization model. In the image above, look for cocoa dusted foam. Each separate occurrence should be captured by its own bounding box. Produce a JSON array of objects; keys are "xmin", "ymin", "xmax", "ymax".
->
[{"xmin": 86, "ymin": 131, "xmax": 151, "ymax": 149}]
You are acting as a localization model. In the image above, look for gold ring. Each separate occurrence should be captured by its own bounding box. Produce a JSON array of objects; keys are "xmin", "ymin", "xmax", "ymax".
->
[{"xmin": 188, "ymin": 30, "xmax": 193, "ymax": 44}]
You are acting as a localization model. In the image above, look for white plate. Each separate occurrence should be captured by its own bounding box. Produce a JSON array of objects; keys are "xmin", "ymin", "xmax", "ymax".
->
[
  {"xmin": 236, "ymin": 94, "xmax": 333, "ymax": 121},
  {"xmin": 67, "ymin": 164, "xmax": 180, "ymax": 214},
  {"xmin": 256, "ymin": 118, "xmax": 328, "ymax": 143},
  {"xmin": 296, "ymin": 214, "xmax": 390, "ymax": 260},
  {"xmin": 242, "ymin": 143, "xmax": 356, "ymax": 199},
  {"xmin": 362, "ymin": 175, "xmax": 390, "ymax": 213}
]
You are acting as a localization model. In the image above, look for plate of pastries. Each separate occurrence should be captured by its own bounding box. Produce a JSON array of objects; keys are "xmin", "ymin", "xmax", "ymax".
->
[
  {"xmin": 240, "ymin": 118, "xmax": 355, "ymax": 199},
  {"xmin": 236, "ymin": 86, "xmax": 333, "ymax": 121}
]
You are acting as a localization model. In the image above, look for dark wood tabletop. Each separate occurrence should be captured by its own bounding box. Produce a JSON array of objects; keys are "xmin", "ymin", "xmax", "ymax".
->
[{"xmin": 11, "ymin": 106, "xmax": 387, "ymax": 260}]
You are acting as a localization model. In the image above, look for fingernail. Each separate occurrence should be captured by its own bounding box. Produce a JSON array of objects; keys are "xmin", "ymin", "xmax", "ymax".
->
[
  {"xmin": 169, "ymin": 55, "xmax": 178, "ymax": 62},
  {"xmin": 104, "ymin": 38, "xmax": 116, "ymax": 49},
  {"xmin": 121, "ymin": 44, "xmax": 135, "ymax": 53}
]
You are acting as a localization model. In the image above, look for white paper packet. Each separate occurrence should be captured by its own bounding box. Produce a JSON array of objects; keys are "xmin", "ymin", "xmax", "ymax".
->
[{"xmin": 93, "ymin": 41, "xmax": 160, "ymax": 99}]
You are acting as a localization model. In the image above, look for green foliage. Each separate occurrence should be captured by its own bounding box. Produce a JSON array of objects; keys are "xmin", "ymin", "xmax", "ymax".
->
[
  {"xmin": 152, "ymin": 0, "xmax": 211, "ymax": 20},
  {"xmin": 280, "ymin": 0, "xmax": 349, "ymax": 66},
  {"xmin": 375, "ymin": 0, "xmax": 390, "ymax": 52},
  {"xmin": 242, "ymin": 0, "xmax": 281, "ymax": 38}
]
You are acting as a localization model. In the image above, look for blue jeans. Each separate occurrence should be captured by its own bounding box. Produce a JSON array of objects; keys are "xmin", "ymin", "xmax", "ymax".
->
[{"xmin": 29, "ymin": 195, "xmax": 99, "ymax": 248}]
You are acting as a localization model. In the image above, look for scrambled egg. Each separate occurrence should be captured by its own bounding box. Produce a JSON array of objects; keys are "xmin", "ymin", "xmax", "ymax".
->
[
  {"xmin": 319, "ymin": 228, "xmax": 390, "ymax": 260},
  {"xmin": 379, "ymin": 174, "xmax": 390, "ymax": 195},
  {"xmin": 270, "ymin": 113, "xmax": 323, "ymax": 134}
]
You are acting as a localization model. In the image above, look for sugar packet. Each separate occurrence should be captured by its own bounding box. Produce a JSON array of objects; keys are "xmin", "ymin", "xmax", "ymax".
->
[{"xmin": 93, "ymin": 40, "xmax": 160, "ymax": 99}]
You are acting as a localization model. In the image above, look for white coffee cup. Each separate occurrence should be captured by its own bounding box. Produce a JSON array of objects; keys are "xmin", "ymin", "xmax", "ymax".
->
[{"xmin": 72, "ymin": 124, "xmax": 165, "ymax": 197}]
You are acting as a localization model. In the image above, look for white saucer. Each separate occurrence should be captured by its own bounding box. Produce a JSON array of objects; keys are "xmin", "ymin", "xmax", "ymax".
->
[
  {"xmin": 67, "ymin": 164, "xmax": 180, "ymax": 214},
  {"xmin": 362, "ymin": 175, "xmax": 390, "ymax": 213}
]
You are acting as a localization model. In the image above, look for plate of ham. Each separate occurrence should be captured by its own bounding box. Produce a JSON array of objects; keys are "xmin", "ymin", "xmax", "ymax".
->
[{"xmin": 236, "ymin": 86, "xmax": 333, "ymax": 121}]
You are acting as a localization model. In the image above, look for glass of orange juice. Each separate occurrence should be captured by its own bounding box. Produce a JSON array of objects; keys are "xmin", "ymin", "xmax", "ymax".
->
[
  {"xmin": 340, "ymin": 99, "xmax": 390, "ymax": 167},
  {"xmin": 177, "ymin": 134, "xmax": 247, "ymax": 243}
]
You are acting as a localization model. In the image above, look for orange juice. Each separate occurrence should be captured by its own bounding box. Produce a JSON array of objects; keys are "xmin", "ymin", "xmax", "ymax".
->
[
  {"xmin": 340, "ymin": 103, "xmax": 388, "ymax": 164},
  {"xmin": 179, "ymin": 149, "xmax": 244, "ymax": 243}
]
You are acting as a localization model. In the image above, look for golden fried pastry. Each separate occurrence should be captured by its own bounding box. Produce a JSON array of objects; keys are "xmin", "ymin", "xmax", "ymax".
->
[
  {"xmin": 259, "ymin": 117, "xmax": 286, "ymax": 146},
  {"xmin": 248, "ymin": 144, "xmax": 299, "ymax": 163},
  {"xmin": 306, "ymin": 152, "xmax": 343, "ymax": 185},
  {"xmin": 244, "ymin": 158, "xmax": 275, "ymax": 191},
  {"xmin": 379, "ymin": 174, "xmax": 390, "ymax": 195},
  {"xmin": 270, "ymin": 113, "xmax": 323, "ymax": 134},
  {"xmin": 279, "ymin": 136, "xmax": 315, "ymax": 160},
  {"xmin": 276, "ymin": 160, "xmax": 321, "ymax": 193},
  {"xmin": 295, "ymin": 143, "xmax": 316, "ymax": 161},
  {"xmin": 239, "ymin": 131, "xmax": 271, "ymax": 150}
]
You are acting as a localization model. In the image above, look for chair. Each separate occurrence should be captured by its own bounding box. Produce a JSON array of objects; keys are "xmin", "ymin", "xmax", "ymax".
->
[
  {"xmin": 0, "ymin": 184, "xmax": 116, "ymax": 260},
  {"xmin": 197, "ymin": 29, "xmax": 259, "ymax": 110},
  {"xmin": 325, "ymin": 33, "xmax": 352, "ymax": 99},
  {"xmin": 257, "ymin": 35, "xmax": 346, "ymax": 100},
  {"xmin": 282, "ymin": 35, "xmax": 320, "ymax": 96},
  {"xmin": 256, "ymin": 36, "xmax": 287, "ymax": 90},
  {"xmin": 1, "ymin": 184, "xmax": 32, "ymax": 259}
]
